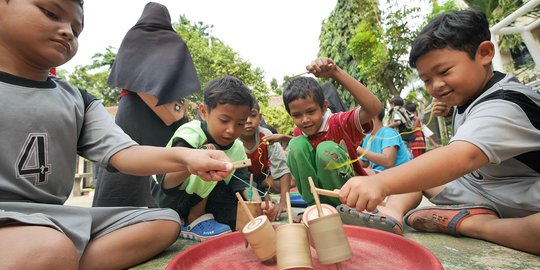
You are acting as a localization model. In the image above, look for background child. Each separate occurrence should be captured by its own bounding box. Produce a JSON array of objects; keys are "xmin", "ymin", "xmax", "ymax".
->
[
  {"xmin": 0, "ymin": 0, "xmax": 234, "ymax": 269},
  {"xmin": 404, "ymin": 102, "xmax": 440, "ymax": 158},
  {"xmin": 339, "ymin": 9, "xmax": 540, "ymax": 255},
  {"xmin": 152, "ymin": 76, "xmax": 274, "ymax": 241},
  {"xmin": 357, "ymin": 108, "xmax": 410, "ymax": 172},
  {"xmin": 283, "ymin": 57, "xmax": 381, "ymax": 207},
  {"xmin": 93, "ymin": 2, "xmax": 199, "ymax": 208},
  {"xmin": 387, "ymin": 96, "xmax": 416, "ymax": 147},
  {"xmin": 240, "ymin": 99, "xmax": 292, "ymax": 220}
]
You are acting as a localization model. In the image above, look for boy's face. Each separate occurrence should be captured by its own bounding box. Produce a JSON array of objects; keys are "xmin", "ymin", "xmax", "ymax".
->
[
  {"xmin": 241, "ymin": 108, "xmax": 261, "ymax": 138},
  {"xmin": 288, "ymin": 96, "xmax": 327, "ymax": 136},
  {"xmin": 200, "ymin": 103, "xmax": 251, "ymax": 146},
  {"xmin": 416, "ymin": 43, "xmax": 494, "ymax": 107},
  {"xmin": 0, "ymin": 0, "xmax": 83, "ymax": 74}
]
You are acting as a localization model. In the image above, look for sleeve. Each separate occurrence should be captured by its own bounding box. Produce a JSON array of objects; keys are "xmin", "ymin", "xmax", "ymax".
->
[
  {"xmin": 338, "ymin": 107, "xmax": 372, "ymax": 144},
  {"xmin": 268, "ymin": 142, "xmax": 290, "ymax": 179},
  {"xmin": 380, "ymin": 128, "xmax": 401, "ymax": 150},
  {"xmin": 451, "ymin": 99, "xmax": 540, "ymax": 164},
  {"xmin": 360, "ymin": 135, "xmax": 371, "ymax": 161},
  {"xmin": 77, "ymin": 100, "xmax": 137, "ymax": 170}
]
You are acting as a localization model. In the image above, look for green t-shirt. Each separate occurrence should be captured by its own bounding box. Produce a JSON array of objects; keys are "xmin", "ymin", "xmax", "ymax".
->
[{"xmin": 161, "ymin": 120, "xmax": 247, "ymax": 198}]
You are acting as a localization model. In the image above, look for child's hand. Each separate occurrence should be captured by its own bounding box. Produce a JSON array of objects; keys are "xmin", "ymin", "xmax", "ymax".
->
[
  {"xmin": 261, "ymin": 200, "xmax": 278, "ymax": 221},
  {"xmin": 306, "ymin": 57, "xmax": 336, "ymax": 78},
  {"xmin": 185, "ymin": 149, "xmax": 233, "ymax": 181},
  {"xmin": 431, "ymin": 98, "xmax": 451, "ymax": 117},
  {"xmin": 339, "ymin": 176, "xmax": 387, "ymax": 212},
  {"xmin": 262, "ymin": 134, "xmax": 291, "ymax": 144}
]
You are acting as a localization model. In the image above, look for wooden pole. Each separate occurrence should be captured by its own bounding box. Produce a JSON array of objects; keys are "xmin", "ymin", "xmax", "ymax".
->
[
  {"xmin": 308, "ymin": 177, "xmax": 323, "ymax": 217},
  {"xmin": 286, "ymin": 192, "xmax": 293, "ymax": 224},
  {"xmin": 315, "ymin": 188, "xmax": 340, "ymax": 198},
  {"xmin": 233, "ymin": 159, "xmax": 252, "ymax": 169},
  {"xmin": 236, "ymin": 192, "xmax": 254, "ymax": 221}
]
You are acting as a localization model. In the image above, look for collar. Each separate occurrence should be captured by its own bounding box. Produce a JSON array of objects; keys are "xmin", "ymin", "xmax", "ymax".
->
[
  {"xmin": 200, "ymin": 121, "xmax": 235, "ymax": 150},
  {"xmin": 0, "ymin": 71, "xmax": 56, "ymax": 88},
  {"xmin": 457, "ymin": 71, "xmax": 505, "ymax": 114}
]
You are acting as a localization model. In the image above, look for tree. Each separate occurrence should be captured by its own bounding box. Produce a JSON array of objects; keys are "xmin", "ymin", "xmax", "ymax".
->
[
  {"xmin": 173, "ymin": 16, "xmax": 270, "ymax": 107},
  {"xmin": 318, "ymin": 0, "xmax": 364, "ymax": 108},
  {"xmin": 66, "ymin": 47, "xmax": 119, "ymax": 106},
  {"xmin": 350, "ymin": 1, "xmax": 419, "ymax": 100},
  {"xmin": 319, "ymin": 0, "xmax": 420, "ymax": 107}
]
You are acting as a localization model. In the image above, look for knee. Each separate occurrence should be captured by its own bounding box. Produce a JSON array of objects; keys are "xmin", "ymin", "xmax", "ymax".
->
[
  {"xmin": 151, "ymin": 220, "xmax": 181, "ymax": 244},
  {"xmin": 315, "ymin": 141, "xmax": 341, "ymax": 163},
  {"xmin": 287, "ymin": 137, "xmax": 312, "ymax": 157},
  {"xmin": 0, "ymin": 227, "xmax": 78, "ymax": 270}
]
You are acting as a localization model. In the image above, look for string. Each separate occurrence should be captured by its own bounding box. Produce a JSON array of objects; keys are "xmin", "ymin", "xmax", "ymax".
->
[
  {"xmin": 324, "ymin": 105, "xmax": 436, "ymax": 170},
  {"xmin": 232, "ymin": 173, "xmax": 266, "ymax": 196},
  {"xmin": 257, "ymin": 141, "xmax": 273, "ymax": 195}
]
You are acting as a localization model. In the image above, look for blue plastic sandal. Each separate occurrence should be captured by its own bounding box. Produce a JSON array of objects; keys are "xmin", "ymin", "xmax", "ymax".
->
[{"xmin": 179, "ymin": 213, "xmax": 232, "ymax": 241}]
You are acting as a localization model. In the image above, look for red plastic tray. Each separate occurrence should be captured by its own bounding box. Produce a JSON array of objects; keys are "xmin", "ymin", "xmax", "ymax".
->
[{"xmin": 167, "ymin": 225, "xmax": 443, "ymax": 270}]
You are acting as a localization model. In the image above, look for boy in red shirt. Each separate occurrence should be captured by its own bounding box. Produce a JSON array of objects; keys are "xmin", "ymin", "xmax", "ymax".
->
[{"xmin": 283, "ymin": 57, "xmax": 381, "ymax": 206}]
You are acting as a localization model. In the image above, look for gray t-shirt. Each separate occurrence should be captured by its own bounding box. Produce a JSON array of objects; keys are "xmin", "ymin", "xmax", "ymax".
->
[
  {"xmin": 0, "ymin": 73, "xmax": 136, "ymax": 205},
  {"xmin": 448, "ymin": 73, "xmax": 540, "ymax": 211}
]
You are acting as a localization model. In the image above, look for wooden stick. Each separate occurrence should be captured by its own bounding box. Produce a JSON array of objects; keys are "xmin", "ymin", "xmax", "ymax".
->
[
  {"xmin": 315, "ymin": 187, "xmax": 340, "ymax": 198},
  {"xmin": 232, "ymin": 159, "xmax": 252, "ymax": 169},
  {"xmin": 336, "ymin": 262, "xmax": 342, "ymax": 270},
  {"xmin": 264, "ymin": 191, "xmax": 269, "ymax": 209},
  {"xmin": 307, "ymin": 177, "xmax": 323, "ymax": 217},
  {"xmin": 285, "ymin": 192, "xmax": 293, "ymax": 224},
  {"xmin": 289, "ymin": 71, "xmax": 309, "ymax": 78},
  {"xmin": 235, "ymin": 192, "xmax": 254, "ymax": 221},
  {"xmin": 290, "ymin": 64, "xmax": 334, "ymax": 79}
]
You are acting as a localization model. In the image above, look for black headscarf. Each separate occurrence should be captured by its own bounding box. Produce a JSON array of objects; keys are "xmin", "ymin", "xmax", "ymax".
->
[
  {"xmin": 107, "ymin": 2, "xmax": 200, "ymax": 105},
  {"xmin": 322, "ymin": 82, "xmax": 347, "ymax": 113}
]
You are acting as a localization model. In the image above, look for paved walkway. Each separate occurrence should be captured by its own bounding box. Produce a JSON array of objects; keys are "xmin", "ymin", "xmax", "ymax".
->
[{"xmin": 65, "ymin": 194, "xmax": 540, "ymax": 269}]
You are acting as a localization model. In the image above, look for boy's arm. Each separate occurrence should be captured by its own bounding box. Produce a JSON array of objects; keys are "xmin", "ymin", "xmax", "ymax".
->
[
  {"xmin": 307, "ymin": 57, "xmax": 381, "ymax": 124},
  {"xmin": 340, "ymin": 141, "xmax": 489, "ymax": 211},
  {"xmin": 262, "ymin": 133, "xmax": 293, "ymax": 145},
  {"xmin": 357, "ymin": 145, "xmax": 398, "ymax": 169},
  {"xmin": 109, "ymin": 145, "xmax": 232, "ymax": 182}
]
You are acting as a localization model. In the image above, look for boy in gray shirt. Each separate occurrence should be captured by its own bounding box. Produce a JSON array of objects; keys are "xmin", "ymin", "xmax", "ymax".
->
[{"xmin": 0, "ymin": 0, "xmax": 234, "ymax": 269}]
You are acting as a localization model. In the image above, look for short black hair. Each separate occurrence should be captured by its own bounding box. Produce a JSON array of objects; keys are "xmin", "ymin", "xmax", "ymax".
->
[
  {"xmin": 203, "ymin": 76, "xmax": 254, "ymax": 111},
  {"xmin": 404, "ymin": 102, "xmax": 417, "ymax": 113},
  {"xmin": 409, "ymin": 9, "xmax": 490, "ymax": 68},
  {"xmin": 282, "ymin": 77, "xmax": 325, "ymax": 114},
  {"xmin": 252, "ymin": 97, "xmax": 260, "ymax": 112},
  {"xmin": 390, "ymin": 96, "xmax": 404, "ymax": 107}
]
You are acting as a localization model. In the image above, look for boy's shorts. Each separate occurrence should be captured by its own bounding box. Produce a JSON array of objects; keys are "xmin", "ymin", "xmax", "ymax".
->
[
  {"xmin": 0, "ymin": 202, "xmax": 180, "ymax": 258},
  {"xmin": 429, "ymin": 178, "xmax": 539, "ymax": 218}
]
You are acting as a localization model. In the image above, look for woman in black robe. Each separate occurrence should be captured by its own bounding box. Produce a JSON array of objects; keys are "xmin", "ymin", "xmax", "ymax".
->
[{"xmin": 93, "ymin": 2, "xmax": 200, "ymax": 207}]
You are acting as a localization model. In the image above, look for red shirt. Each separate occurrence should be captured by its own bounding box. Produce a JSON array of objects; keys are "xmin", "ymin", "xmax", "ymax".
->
[
  {"xmin": 293, "ymin": 108, "xmax": 372, "ymax": 176},
  {"xmin": 246, "ymin": 132, "xmax": 270, "ymax": 177}
]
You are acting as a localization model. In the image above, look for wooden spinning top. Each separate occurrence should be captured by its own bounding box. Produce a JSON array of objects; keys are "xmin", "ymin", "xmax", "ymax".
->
[
  {"xmin": 276, "ymin": 192, "xmax": 313, "ymax": 270},
  {"xmin": 306, "ymin": 177, "xmax": 352, "ymax": 268},
  {"xmin": 236, "ymin": 192, "xmax": 276, "ymax": 262}
]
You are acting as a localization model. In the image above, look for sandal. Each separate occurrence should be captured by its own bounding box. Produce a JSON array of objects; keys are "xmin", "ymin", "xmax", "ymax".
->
[
  {"xmin": 336, "ymin": 204, "xmax": 403, "ymax": 235},
  {"xmin": 404, "ymin": 204, "xmax": 499, "ymax": 237}
]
